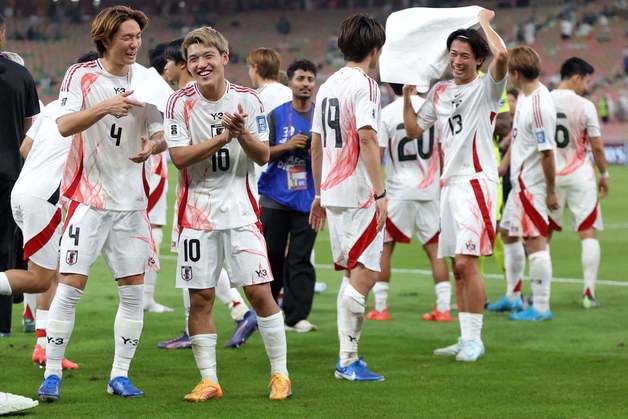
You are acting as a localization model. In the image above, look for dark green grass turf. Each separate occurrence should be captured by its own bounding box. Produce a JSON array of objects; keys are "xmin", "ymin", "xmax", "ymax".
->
[{"xmin": 2, "ymin": 166, "xmax": 628, "ymax": 418}]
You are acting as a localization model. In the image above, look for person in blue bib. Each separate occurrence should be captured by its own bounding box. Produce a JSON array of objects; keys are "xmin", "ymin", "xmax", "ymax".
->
[{"xmin": 258, "ymin": 59, "xmax": 318, "ymax": 333}]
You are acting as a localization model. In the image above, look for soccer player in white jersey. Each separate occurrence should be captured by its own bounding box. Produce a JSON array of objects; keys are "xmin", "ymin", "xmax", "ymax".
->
[
  {"xmin": 368, "ymin": 83, "xmax": 451, "ymax": 322},
  {"xmin": 403, "ymin": 9, "xmax": 508, "ymax": 362},
  {"xmin": 37, "ymin": 6, "xmax": 167, "ymax": 401},
  {"xmin": 494, "ymin": 46, "xmax": 558, "ymax": 321},
  {"xmin": 549, "ymin": 57, "xmax": 608, "ymax": 308},
  {"xmin": 247, "ymin": 48, "xmax": 292, "ymax": 114},
  {"xmin": 0, "ymin": 52, "xmax": 98, "ymax": 371},
  {"xmin": 310, "ymin": 14, "xmax": 387, "ymax": 381},
  {"xmin": 165, "ymin": 27, "xmax": 290, "ymax": 402}
]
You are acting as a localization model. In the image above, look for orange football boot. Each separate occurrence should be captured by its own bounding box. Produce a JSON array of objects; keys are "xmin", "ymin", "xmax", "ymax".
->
[
  {"xmin": 31, "ymin": 344, "xmax": 80, "ymax": 370},
  {"xmin": 422, "ymin": 309, "xmax": 454, "ymax": 322},
  {"xmin": 366, "ymin": 308, "xmax": 391, "ymax": 321}
]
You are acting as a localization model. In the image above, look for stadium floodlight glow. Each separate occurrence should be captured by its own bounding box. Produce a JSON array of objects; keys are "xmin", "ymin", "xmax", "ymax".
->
[
  {"xmin": 179, "ymin": 1, "xmax": 186, "ymax": 8},
  {"xmin": 93, "ymin": 0, "xmax": 101, "ymax": 7}
]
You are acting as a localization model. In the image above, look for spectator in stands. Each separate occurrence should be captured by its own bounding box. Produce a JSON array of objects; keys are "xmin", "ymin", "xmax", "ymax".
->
[
  {"xmin": 597, "ymin": 95, "xmax": 610, "ymax": 123},
  {"xmin": 560, "ymin": 13, "xmax": 573, "ymax": 40},
  {"xmin": 0, "ymin": 13, "xmax": 41, "ymax": 337},
  {"xmin": 524, "ymin": 17, "xmax": 536, "ymax": 45},
  {"xmin": 276, "ymin": 16, "xmax": 291, "ymax": 35},
  {"xmin": 258, "ymin": 59, "xmax": 318, "ymax": 333}
]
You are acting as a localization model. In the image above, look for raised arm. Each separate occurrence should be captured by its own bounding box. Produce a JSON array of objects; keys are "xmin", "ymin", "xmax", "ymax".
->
[
  {"xmin": 402, "ymin": 85, "xmax": 423, "ymax": 139},
  {"xmin": 479, "ymin": 9, "xmax": 509, "ymax": 82}
]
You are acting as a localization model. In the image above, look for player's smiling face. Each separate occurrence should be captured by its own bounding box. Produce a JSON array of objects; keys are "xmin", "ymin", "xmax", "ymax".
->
[
  {"xmin": 186, "ymin": 43, "xmax": 228, "ymax": 88},
  {"xmin": 448, "ymin": 40, "xmax": 482, "ymax": 84},
  {"xmin": 106, "ymin": 19, "xmax": 142, "ymax": 66}
]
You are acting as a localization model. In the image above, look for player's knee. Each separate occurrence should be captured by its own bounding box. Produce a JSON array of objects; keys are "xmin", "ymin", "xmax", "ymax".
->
[{"xmin": 453, "ymin": 257, "xmax": 477, "ymax": 279}]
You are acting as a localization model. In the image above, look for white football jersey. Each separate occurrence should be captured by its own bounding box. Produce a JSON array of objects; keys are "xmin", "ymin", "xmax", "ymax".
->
[
  {"xmin": 551, "ymin": 89, "xmax": 601, "ymax": 177},
  {"xmin": 417, "ymin": 73, "xmax": 506, "ymax": 184},
  {"xmin": 257, "ymin": 82, "xmax": 292, "ymax": 113},
  {"xmin": 510, "ymin": 84, "xmax": 557, "ymax": 187},
  {"xmin": 378, "ymin": 96, "xmax": 439, "ymax": 201},
  {"xmin": 165, "ymin": 80, "xmax": 268, "ymax": 231},
  {"xmin": 312, "ymin": 66, "xmax": 380, "ymax": 208},
  {"xmin": 145, "ymin": 151, "xmax": 168, "ymax": 213},
  {"xmin": 13, "ymin": 100, "xmax": 71, "ymax": 201},
  {"xmin": 58, "ymin": 59, "xmax": 163, "ymax": 210}
]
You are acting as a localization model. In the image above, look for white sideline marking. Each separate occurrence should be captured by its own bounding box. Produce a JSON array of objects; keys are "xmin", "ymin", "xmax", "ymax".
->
[
  {"xmin": 159, "ymin": 255, "xmax": 628, "ymax": 287},
  {"xmin": 606, "ymin": 223, "xmax": 628, "ymax": 230}
]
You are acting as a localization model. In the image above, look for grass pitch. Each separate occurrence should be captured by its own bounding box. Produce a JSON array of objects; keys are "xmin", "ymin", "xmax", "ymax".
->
[{"xmin": 3, "ymin": 166, "xmax": 628, "ymax": 418}]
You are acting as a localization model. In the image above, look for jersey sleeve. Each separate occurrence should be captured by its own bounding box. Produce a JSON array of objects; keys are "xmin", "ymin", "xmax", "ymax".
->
[
  {"xmin": 416, "ymin": 87, "xmax": 437, "ymax": 131},
  {"xmin": 164, "ymin": 93, "xmax": 191, "ymax": 148},
  {"xmin": 482, "ymin": 72, "xmax": 508, "ymax": 110},
  {"xmin": 145, "ymin": 104, "xmax": 164, "ymax": 138},
  {"xmin": 311, "ymin": 94, "xmax": 323, "ymax": 135},
  {"xmin": 245, "ymin": 93, "xmax": 269, "ymax": 143},
  {"xmin": 377, "ymin": 116, "xmax": 389, "ymax": 148},
  {"xmin": 25, "ymin": 114, "xmax": 43, "ymax": 141},
  {"xmin": 584, "ymin": 100, "xmax": 602, "ymax": 139},
  {"xmin": 354, "ymin": 78, "xmax": 380, "ymax": 132},
  {"xmin": 533, "ymin": 96, "xmax": 557, "ymax": 152},
  {"xmin": 57, "ymin": 65, "xmax": 85, "ymax": 118}
]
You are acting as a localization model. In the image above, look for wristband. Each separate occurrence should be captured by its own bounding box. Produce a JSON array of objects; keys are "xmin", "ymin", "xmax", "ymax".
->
[
  {"xmin": 600, "ymin": 171, "xmax": 609, "ymax": 179},
  {"xmin": 314, "ymin": 195, "xmax": 321, "ymax": 199},
  {"xmin": 374, "ymin": 190, "xmax": 386, "ymax": 201}
]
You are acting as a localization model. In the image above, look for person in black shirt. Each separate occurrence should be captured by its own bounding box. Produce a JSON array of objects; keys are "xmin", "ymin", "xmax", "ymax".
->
[{"xmin": 0, "ymin": 13, "xmax": 41, "ymax": 337}]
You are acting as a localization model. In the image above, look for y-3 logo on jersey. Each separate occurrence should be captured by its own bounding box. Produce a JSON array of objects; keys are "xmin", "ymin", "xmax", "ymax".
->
[
  {"xmin": 114, "ymin": 87, "xmax": 126, "ymax": 94},
  {"xmin": 210, "ymin": 112, "xmax": 224, "ymax": 119}
]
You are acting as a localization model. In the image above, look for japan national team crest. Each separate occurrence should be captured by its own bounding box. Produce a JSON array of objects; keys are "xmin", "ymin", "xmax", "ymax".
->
[
  {"xmin": 66, "ymin": 250, "xmax": 78, "ymax": 265},
  {"xmin": 181, "ymin": 266, "xmax": 193, "ymax": 281}
]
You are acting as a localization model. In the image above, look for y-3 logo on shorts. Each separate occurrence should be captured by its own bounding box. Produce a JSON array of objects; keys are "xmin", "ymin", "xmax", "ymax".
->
[
  {"xmin": 122, "ymin": 336, "xmax": 139, "ymax": 346},
  {"xmin": 47, "ymin": 337, "xmax": 65, "ymax": 346},
  {"xmin": 181, "ymin": 266, "xmax": 193, "ymax": 281},
  {"xmin": 255, "ymin": 268, "xmax": 268, "ymax": 279},
  {"xmin": 66, "ymin": 250, "xmax": 78, "ymax": 265},
  {"xmin": 465, "ymin": 240, "xmax": 477, "ymax": 252}
]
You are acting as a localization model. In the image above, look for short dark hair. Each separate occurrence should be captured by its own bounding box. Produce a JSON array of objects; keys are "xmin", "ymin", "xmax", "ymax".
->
[
  {"xmin": 446, "ymin": 29, "xmax": 490, "ymax": 68},
  {"xmin": 287, "ymin": 59, "xmax": 316, "ymax": 79},
  {"xmin": 164, "ymin": 38, "xmax": 185, "ymax": 64},
  {"xmin": 337, "ymin": 14, "xmax": 385, "ymax": 62},
  {"xmin": 76, "ymin": 51, "xmax": 99, "ymax": 64},
  {"xmin": 507, "ymin": 88, "xmax": 519, "ymax": 98},
  {"xmin": 560, "ymin": 57, "xmax": 594, "ymax": 80},
  {"xmin": 388, "ymin": 83, "xmax": 403, "ymax": 96},
  {"xmin": 148, "ymin": 42, "xmax": 167, "ymax": 74}
]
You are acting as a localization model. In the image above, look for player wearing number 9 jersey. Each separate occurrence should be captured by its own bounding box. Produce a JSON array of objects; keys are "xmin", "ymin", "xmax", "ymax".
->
[
  {"xmin": 38, "ymin": 6, "xmax": 167, "ymax": 402},
  {"xmin": 165, "ymin": 26, "xmax": 290, "ymax": 402},
  {"xmin": 367, "ymin": 83, "xmax": 452, "ymax": 323},
  {"xmin": 403, "ymin": 9, "xmax": 508, "ymax": 362},
  {"xmin": 550, "ymin": 57, "xmax": 609, "ymax": 308}
]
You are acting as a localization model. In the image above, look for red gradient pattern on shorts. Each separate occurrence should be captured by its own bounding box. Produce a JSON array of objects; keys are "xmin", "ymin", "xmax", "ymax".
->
[
  {"xmin": 385, "ymin": 218, "xmax": 411, "ymax": 244},
  {"xmin": 62, "ymin": 200, "xmax": 80, "ymax": 233},
  {"xmin": 321, "ymin": 102, "xmax": 359, "ymax": 191},
  {"xmin": 23, "ymin": 207, "xmax": 62, "ymax": 261},
  {"xmin": 577, "ymin": 202, "xmax": 599, "ymax": 232},
  {"xmin": 238, "ymin": 224, "xmax": 273, "ymax": 283},
  {"xmin": 344, "ymin": 212, "xmax": 379, "ymax": 271},
  {"xmin": 147, "ymin": 157, "xmax": 166, "ymax": 213},
  {"xmin": 133, "ymin": 210, "xmax": 159, "ymax": 271},
  {"xmin": 517, "ymin": 176, "xmax": 549, "ymax": 237},
  {"xmin": 470, "ymin": 179, "xmax": 495, "ymax": 254},
  {"xmin": 426, "ymin": 231, "xmax": 440, "ymax": 245},
  {"xmin": 548, "ymin": 217, "xmax": 562, "ymax": 232}
]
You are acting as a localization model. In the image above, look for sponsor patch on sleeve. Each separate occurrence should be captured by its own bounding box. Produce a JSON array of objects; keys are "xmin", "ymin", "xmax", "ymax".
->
[
  {"xmin": 535, "ymin": 131, "xmax": 546, "ymax": 144},
  {"xmin": 256, "ymin": 115, "xmax": 268, "ymax": 134}
]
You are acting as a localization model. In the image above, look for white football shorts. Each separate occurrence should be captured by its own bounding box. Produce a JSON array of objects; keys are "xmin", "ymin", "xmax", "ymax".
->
[
  {"xmin": 550, "ymin": 166, "xmax": 603, "ymax": 232},
  {"xmin": 384, "ymin": 199, "xmax": 440, "ymax": 245},
  {"xmin": 501, "ymin": 177, "xmax": 549, "ymax": 238}
]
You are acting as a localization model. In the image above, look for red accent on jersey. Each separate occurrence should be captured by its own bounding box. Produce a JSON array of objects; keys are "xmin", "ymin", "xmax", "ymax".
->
[
  {"xmin": 63, "ymin": 134, "xmax": 84, "ymax": 200},
  {"xmin": 471, "ymin": 132, "xmax": 482, "ymax": 173},
  {"xmin": 245, "ymin": 173, "xmax": 260, "ymax": 218},
  {"xmin": 385, "ymin": 218, "xmax": 411, "ymax": 243},
  {"xmin": 61, "ymin": 61, "xmax": 97, "ymax": 92},
  {"xmin": 470, "ymin": 178, "xmax": 496, "ymax": 249},
  {"xmin": 517, "ymin": 176, "xmax": 549, "ymax": 237},
  {"xmin": 147, "ymin": 160, "xmax": 166, "ymax": 213},
  {"xmin": 23, "ymin": 207, "xmax": 62, "ymax": 261},
  {"xmin": 80, "ymin": 73, "xmax": 99, "ymax": 102},
  {"xmin": 142, "ymin": 162, "xmax": 150, "ymax": 198},
  {"xmin": 63, "ymin": 201, "xmax": 80, "ymax": 233},
  {"xmin": 532, "ymin": 93, "xmax": 543, "ymax": 129},
  {"xmin": 577, "ymin": 203, "xmax": 599, "ymax": 232},
  {"xmin": 176, "ymin": 169, "xmax": 190, "ymax": 230},
  {"xmin": 490, "ymin": 111, "xmax": 496, "ymax": 124},
  {"xmin": 321, "ymin": 112, "xmax": 360, "ymax": 191}
]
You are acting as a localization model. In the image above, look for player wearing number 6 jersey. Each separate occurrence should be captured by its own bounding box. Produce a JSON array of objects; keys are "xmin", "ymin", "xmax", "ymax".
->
[
  {"xmin": 403, "ymin": 9, "xmax": 508, "ymax": 362},
  {"xmin": 549, "ymin": 57, "xmax": 609, "ymax": 308},
  {"xmin": 310, "ymin": 14, "xmax": 387, "ymax": 381},
  {"xmin": 367, "ymin": 83, "xmax": 451, "ymax": 323},
  {"xmin": 165, "ymin": 26, "xmax": 290, "ymax": 402},
  {"xmin": 37, "ymin": 6, "xmax": 167, "ymax": 402}
]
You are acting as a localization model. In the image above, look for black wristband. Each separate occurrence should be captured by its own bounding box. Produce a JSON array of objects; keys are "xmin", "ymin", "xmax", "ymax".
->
[{"xmin": 374, "ymin": 190, "xmax": 386, "ymax": 201}]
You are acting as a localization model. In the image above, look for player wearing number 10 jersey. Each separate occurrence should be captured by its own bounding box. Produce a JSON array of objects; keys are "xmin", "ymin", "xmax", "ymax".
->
[
  {"xmin": 38, "ymin": 6, "xmax": 167, "ymax": 402},
  {"xmin": 403, "ymin": 9, "xmax": 509, "ymax": 362},
  {"xmin": 550, "ymin": 57, "xmax": 609, "ymax": 308},
  {"xmin": 165, "ymin": 26, "xmax": 290, "ymax": 402},
  {"xmin": 367, "ymin": 83, "xmax": 451, "ymax": 323}
]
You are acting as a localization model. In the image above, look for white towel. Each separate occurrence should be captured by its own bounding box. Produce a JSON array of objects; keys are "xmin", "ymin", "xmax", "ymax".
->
[
  {"xmin": 379, "ymin": 6, "xmax": 482, "ymax": 92},
  {"xmin": 130, "ymin": 63, "xmax": 173, "ymax": 113}
]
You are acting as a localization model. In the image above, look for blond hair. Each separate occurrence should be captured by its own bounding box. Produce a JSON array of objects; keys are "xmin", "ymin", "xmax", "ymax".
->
[
  {"xmin": 181, "ymin": 26, "xmax": 229, "ymax": 60},
  {"xmin": 508, "ymin": 46, "xmax": 541, "ymax": 80},
  {"xmin": 90, "ymin": 5, "xmax": 148, "ymax": 57},
  {"xmin": 246, "ymin": 48, "xmax": 281, "ymax": 80}
]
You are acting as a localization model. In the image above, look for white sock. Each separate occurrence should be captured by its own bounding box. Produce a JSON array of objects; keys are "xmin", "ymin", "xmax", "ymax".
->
[
  {"xmin": 143, "ymin": 270, "xmax": 157, "ymax": 306},
  {"xmin": 215, "ymin": 269, "xmax": 249, "ymax": 321},
  {"xmin": 0, "ymin": 272, "xmax": 12, "ymax": 295},
  {"xmin": 257, "ymin": 311, "xmax": 288, "ymax": 377},
  {"xmin": 45, "ymin": 284, "xmax": 82, "ymax": 378},
  {"xmin": 459, "ymin": 312, "xmax": 483, "ymax": 342},
  {"xmin": 35, "ymin": 309, "xmax": 49, "ymax": 347},
  {"xmin": 191, "ymin": 333, "xmax": 218, "ymax": 382},
  {"xmin": 504, "ymin": 241, "xmax": 525, "ymax": 299},
  {"xmin": 529, "ymin": 250, "xmax": 552, "ymax": 313},
  {"xmin": 339, "ymin": 284, "xmax": 365, "ymax": 367},
  {"xmin": 372, "ymin": 281, "xmax": 389, "ymax": 312},
  {"xmin": 336, "ymin": 275, "xmax": 350, "ymax": 338},
  {"xmin": 183, "ymin": 288, "xmax": 191, "ymax": 335},
  {"xmin": 23, "ymin": 293, "xmax": 37, "ymax": 320},
  {"xmin": 435, "ymin": 282, "xmax": 451, "ymax": 312},
  {"xmin": 581, "ymin": 238, "xmax": 600, "ymax": 297},
  {"xmin": 111, "ymin": 285, "xmax": 144, "ymax": 380}
]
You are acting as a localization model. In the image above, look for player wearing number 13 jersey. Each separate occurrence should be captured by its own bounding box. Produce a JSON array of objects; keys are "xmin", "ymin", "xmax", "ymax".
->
[
  {"xmin": 38, "ymin": 6, "xmax": 167, "ymax": 402},
  {"xmin": 367, "ymin": 83, "xmax": 452, "ymax": 323},
  {"xmin": 166, "ymin": 27, "xmax": 290, "ymax": 402},
  {"xmin": 403, "ymin": 10, "xmax": 509, "ymax": 362},
  {"xmin": 550, "ymin": 57, "xmax": 609, "ymax": 308}
]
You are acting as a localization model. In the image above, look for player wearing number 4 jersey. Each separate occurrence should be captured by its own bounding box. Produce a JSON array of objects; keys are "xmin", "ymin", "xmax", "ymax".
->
[
  {"xmin": 403, "ymin": 9, "xmax": 509, "ymax": 362},
  {"xmin": 367, "ymin": 83, "xmax": 451, "ymax": 323},
  {"xmin": 166, "ymin": 26, "xmax": 290, "ymax": 402},
  {"xmin": 550, "ymin": 57, "xmax": 609, "ymax": 308},
  {"xmin": 310, "ymin": 14, "xmax": 387, "ymax": 381},
  {"xmin": 38, "ymin": 6, "xmax": 167, "ymax": 402}
]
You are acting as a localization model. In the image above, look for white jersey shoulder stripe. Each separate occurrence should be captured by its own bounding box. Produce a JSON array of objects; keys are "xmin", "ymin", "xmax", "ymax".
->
[{"xmin": 61, "ymin": 60, "xmax": 98, "ymax": 92}]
